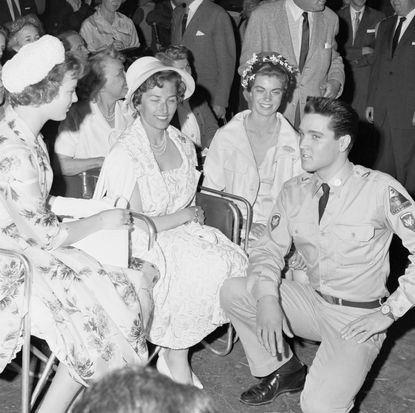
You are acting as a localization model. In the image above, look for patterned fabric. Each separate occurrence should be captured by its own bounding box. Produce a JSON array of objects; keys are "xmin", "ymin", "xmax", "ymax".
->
[
  {"xmin": 0, "ymin": 107, "xmax": 158, "ymax": 385},
  {"xmin": 95, "ymin": 117, "xmax": 248, "ymax": 349}
]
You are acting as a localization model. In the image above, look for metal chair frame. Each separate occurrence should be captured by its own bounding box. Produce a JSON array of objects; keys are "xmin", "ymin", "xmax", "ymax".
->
[
  {"xmin": 0, "ymin": 248, "xmax": 33, "ymax": 413},
  {"xmin": 197, "ymin": 186, "xmax": 252, "ymax": 356}
]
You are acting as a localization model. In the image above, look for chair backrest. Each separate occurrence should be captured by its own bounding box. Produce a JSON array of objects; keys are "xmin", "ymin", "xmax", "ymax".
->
[
  {"xmin": 55, "ymin": 168, "xmax": 101, "ymax": 199},
  {"xmin": 195, "ymin": 192, "xmax": 241, "ymax": 244}
]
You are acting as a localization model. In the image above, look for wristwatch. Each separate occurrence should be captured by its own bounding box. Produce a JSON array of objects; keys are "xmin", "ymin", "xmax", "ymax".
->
[{"xmin": 380, "ymin": 303, "xmax": 396, "ymax": 321}]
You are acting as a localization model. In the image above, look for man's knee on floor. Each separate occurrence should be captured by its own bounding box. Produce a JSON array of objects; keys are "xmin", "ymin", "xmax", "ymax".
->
[{"xmin": 301, "ymin": 391, "xmax": 351, "ymax": 413}]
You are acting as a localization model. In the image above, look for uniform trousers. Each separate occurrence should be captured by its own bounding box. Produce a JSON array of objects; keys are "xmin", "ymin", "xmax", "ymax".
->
[
  {"xmin": 374, "ymin": 114, "xmax": 415, "ymax": 197},
  {"xmin": 220, "ymin": 278, "xmax": 385, "ymax": 413}
]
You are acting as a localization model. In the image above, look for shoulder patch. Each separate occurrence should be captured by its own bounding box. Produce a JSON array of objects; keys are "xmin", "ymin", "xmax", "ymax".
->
[
  {"xmin": 389, "ymin": 186, "xmax": 411, "ymax": 215},
  {"xmin": 270, "ymin": 213, "xmax": 281, "ymax": 231},
  {"xmin": 400, "ymin": 212, "xmax": 415, "ymax": 232}
]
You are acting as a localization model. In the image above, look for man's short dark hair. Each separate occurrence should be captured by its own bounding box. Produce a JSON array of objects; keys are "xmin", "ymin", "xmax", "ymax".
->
[{"xmin": 304, "ymin": 97, "xmax": 359, "ymax": 151}]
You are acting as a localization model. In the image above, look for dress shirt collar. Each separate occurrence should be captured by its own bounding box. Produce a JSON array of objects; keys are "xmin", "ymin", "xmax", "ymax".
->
[
  {"xmin": 286, "ymin": 0, "xmax": 307, "ymax": 21},
  {"xmin": 350, "ymin": 5, "xmax": 365, "ymax": 19},
  {"xmin": 311, "ymin": 159, "xmax": 354, "ymax": 197},
  {"xmin": 398, "ymin": 7, "xmax": 415, "ymax": 26}
]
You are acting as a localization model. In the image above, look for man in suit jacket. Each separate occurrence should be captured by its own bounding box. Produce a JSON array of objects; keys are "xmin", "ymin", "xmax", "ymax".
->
[
  {"xmin": 366, "ymin": 0, "xmax": 415, "ymax": 196},
  {"xmin": 0, "ymin": 0, "xmax": 38, "ymax": 25},
  {"xmin": 240, "ymin": 0, "xmax": 345, "ymax": 127},
  {"xmin": 171, "ymin": 0, "xmax": 236, "ymax": 119},
  {"xmin": 337, "ymin": 1, "xmax": 384, "ymax": 118}
]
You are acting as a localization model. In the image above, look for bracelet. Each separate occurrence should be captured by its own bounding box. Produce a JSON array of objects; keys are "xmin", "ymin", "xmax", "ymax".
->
[{"xmin": 185, "ymin": 207, "xmax": 199, "ymax": 225}]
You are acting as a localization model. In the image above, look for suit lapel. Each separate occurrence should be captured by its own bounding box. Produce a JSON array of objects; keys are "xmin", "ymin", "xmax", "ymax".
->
[
  {"xmin": 354, "ymin": 7, "xmax": 369, "ymax": 45},
  {"xmin": 395, "ymin": 14, "xmax": 415, "ymax": 55},
  {"xmin": 389, "ymin": 15, "xmax": 399, "ymax": 57},
  {"xmin": 183, "ymin": 0, "xmax": 208, "ymax": 42},
  {"xmin": 276, "ymin": 2, "xmax": 297, "ymax": 66},
  {"xmin": 308, "ymin": 11, "xmax": 324, "ymax": 63}
]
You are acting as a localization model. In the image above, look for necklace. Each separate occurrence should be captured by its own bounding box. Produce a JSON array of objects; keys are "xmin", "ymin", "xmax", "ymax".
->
[
  {"xmin": 96, "ymin": 100, "xmax": 116, "ymax": 124},
  {"xmin": 150, "ymin": 132, "xmax": 168, "ymax": 156}
]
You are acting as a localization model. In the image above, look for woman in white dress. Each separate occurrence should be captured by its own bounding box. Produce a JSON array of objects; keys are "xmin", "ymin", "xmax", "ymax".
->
[
  {"xmin": 204, "ymin": 52, "xmax": 303, "ymax": 243},
  {"xmin": 94, "ymin": 57, "xmax": 248, "ymax": 387},
  {"xmin": 0, "ymin": 36, "xmax": 158, "ymax": 413}
]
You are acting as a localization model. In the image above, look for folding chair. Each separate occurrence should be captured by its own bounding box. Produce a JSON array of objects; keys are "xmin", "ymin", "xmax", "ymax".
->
[
  {"xmin": 196, "ymin": 186, "xmax": 252, "ymax": 356},
  {"xmin": 0, "ymin": 248, "xmax": 33, "ymax": 413}
]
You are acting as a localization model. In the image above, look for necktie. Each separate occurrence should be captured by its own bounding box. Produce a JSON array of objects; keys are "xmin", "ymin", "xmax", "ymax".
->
[
  {"xmin": 392, "ymin": 16, "xmax": 406, "ymax": 56},
  {"xmin": 352, "ymin": 11, "xmax": 361, "ymax": 44},
  {"xmin": 181, "ymin": 7, "xmax": 188, "ymax": 37},
  {"xmin": 318, "ymin": 183, "xmax": 330, "ymax": 224},
  {"xmin": 299, "ymin": 12, "xmax": 309, "ymax": 72}
]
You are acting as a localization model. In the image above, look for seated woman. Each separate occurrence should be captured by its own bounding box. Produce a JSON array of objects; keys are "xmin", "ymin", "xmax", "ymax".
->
[
  {"xmin": 55, "ymin": 48, "xmax": 131, "ymax": 177},
  {"xmin": 156, "ymin": 45, "xmax": 219, "ymax": 151},
  {"xmin": 0, "ymin": 36, "xmax": 158, "ymax": 413},
  {"xmin": 80, "ymin": 0, "xmax": 140, "ymax": 53},
  {"xmin": 4, "ymin": 14, "xmax": 43, "ymax": 59},
  {"xmin": 204, "ymin": 52, "xmax": 303, "ymax": 242},
  {"xmin": 94, "ymin": 57, "xmax": 248, "ymax": 387},
  {"xmin": 58, "ymin": 30, "xmax": 89, "ymax": 64}
]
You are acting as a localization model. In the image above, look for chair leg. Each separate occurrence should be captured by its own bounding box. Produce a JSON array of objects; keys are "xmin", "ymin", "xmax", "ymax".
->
[
  {"xmin": 30, "ymin": 353, "xmax": 57, "ymax": 410},
  {"xmin": 201, "ymin": 324, "xmax": 238, "ymax": 357}
]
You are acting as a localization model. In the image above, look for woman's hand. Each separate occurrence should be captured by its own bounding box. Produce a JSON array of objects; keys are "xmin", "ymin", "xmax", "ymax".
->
[
  {"xmin": 288, "ymin": 250, "xmax": 307, "ymax": 271},
  {"xmin": 250, "ymin": 223, "xmax": 266, "ymax": 240},
  {"xmin": 187, "ymin": 206, "xmax": 205, "ymax": 225},
  {"xmin": 98, "ymin": 209, "xmax": 134, "ymax": 231}
]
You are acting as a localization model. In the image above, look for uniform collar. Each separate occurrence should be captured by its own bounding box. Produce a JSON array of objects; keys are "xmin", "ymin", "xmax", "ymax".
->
[{"xmin": 311, "ymin": 159, "xmax": 354, "ymax": 198}]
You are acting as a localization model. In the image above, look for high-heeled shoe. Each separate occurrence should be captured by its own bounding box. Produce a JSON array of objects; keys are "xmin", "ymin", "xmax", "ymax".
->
[{"xmin": 156, "ymin": 354, "xmax": 204, "ymax": 389}]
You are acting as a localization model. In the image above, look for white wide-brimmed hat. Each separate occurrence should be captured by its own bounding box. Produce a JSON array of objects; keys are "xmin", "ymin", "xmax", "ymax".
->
[{"xmin": 125, "ymin": 56, "xmax": 195, "ymax": 106}]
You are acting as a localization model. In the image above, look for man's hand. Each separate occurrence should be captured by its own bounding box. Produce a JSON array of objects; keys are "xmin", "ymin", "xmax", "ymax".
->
[
  {"xmin": 366, "ymin": 106, "xmax": 374, "ymax": 123},
  {"xmin": 288, "ymin": 250, "xmax": 307, "ymax": 271},
  {"xmin": 250, "ymin": 222, "xmax": 266, "ymax": 240},
  {"xmin": 212, "ymin": 104, "xmax": 226, "ymax": 120},
  {"xmin": 340, "ymin": 311, "xmax": 393, "ymax": 344},
  {"xmin": 320, "ymin": 79, "xmax": 341, "ymax": 98},
  {"xmin": 362, "ymin": 46, "xmax": 374, "ymax": 56},
  {"xmin": 256, "ymin": 296, "xmax": 293, "ymax": 356}
]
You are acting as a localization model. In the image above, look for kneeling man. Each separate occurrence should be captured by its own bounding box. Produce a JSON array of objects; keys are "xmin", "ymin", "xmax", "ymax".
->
[{"xmin": 221, "ymin": 97, "xmax": 415, "ymax": 412}]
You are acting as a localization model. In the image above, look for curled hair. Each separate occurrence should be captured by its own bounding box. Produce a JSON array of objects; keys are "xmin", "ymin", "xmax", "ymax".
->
[
  {"xmin": 131, "ymin": 70, "xmax": 186, "ymax": 109},
  {"xmin": 246, "ymin": 63, "xmax": 290, "ymax": 92},
  {"xmin": 8, "ymin": 53, "xmax": 84, "ymax": 107},
  {"xmin": 57, "ymin": 30, "xmax": 81, "ymax": 52},
  {"xmin": 72, "ymin": 366, "xmax": 219, "ymax": 413},
  {"xmin": 76, "ymin": 48, "xmax": 125, "ymax": 101},
  {"xmin": 156, "ymin": 45, "xmax": 189, "ymax": 65},
  {"xmin": 304, "ymin": 97, "xmax": 358, "ymax": 151},
  {"xmin": 5, "ymin": 14, "xmax": 43, "ymax": 51}
]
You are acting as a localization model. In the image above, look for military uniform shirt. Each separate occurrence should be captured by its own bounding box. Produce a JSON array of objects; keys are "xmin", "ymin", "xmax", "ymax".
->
[{"xmin": 248, "ymin": 160, "xmax": 415, "ymax": 318}]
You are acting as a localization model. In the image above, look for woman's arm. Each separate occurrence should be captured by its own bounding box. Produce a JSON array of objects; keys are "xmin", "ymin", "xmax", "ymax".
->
[{"xmin": 129, "ymin": 183, "xmax": 203, "ymax": 232}]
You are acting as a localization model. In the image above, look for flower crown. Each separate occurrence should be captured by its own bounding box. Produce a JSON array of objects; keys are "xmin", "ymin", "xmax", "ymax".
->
[{"xmin": 241, "ymin": 52, "xmax": 299, "ymax": 89}]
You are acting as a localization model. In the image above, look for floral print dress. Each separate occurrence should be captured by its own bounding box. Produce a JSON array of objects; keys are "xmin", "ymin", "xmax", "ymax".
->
[
  {"xmin": 95, "ymin": 118, "xmax": 248, "ymax": 349},
  {"xmin": 0, "ymin": 107, "xmax": 158, "ymax": 385}
]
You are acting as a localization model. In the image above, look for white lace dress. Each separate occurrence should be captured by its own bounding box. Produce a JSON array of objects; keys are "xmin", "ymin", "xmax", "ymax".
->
[{"xmin": 95, "ymin": 117, "xmax": 248, "ymax": 349}]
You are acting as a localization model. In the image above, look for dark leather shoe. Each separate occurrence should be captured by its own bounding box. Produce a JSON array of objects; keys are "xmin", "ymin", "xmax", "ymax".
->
[{"xmin": 240, "ymin": 365, "xmax": 307, "ymax": 406}]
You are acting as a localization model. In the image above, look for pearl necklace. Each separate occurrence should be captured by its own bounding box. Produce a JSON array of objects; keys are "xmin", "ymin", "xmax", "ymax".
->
[{"xmin": 150, "ymin": 132, "xmax": 168, "ymax": 156}]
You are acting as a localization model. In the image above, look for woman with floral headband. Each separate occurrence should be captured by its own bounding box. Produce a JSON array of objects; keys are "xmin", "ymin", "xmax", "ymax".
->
[
  {"xmin": 0, "ymin": 36, "xmax": 158, "ymax": 412},
  {"xmin": 204, "ymin": 52, "xmax": 303, "ymax": 245}
]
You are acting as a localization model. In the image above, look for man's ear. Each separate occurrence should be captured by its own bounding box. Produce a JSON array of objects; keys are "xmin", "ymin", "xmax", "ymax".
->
[{"xmin": 338, "ymin": 134, "xmax": 351, "ymax": 152}]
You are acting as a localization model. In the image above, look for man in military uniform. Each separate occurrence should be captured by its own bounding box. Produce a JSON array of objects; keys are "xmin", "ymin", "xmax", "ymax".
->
[{"xmin": 220, "ymin": 97, "xmax": 415, "ymax": 412}]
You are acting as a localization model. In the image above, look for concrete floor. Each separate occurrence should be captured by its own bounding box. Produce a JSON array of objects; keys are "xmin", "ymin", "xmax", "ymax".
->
[{"xmin": 2, "ymin": 318, "xmax": 415, "ymax": 413}]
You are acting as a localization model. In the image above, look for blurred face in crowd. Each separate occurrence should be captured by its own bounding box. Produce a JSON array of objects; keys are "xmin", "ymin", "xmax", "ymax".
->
[
  {"xmin": 137, "ymin": 80, "xmax": 178, "ymax": 133},
  {"xmin": 391, "ymin": 0, "xmax": 415, "ymax": 16},
  {"xmin": 47, "ymin": 73, "xmax": 78, "ymax": 121},
  {"xmin": 299, "ymin": 113, "xmax": 350, "ymax": 178},
  {"xmin": 100, "ymin": 56, "xmax": 128, "ymax": 101},
  {"xmin": 14, "ymin": 24, "xmax": 40, "ymax": 51},
  {"xmin": 0, "ymin": 32, "xmax": 6, "ymax": 60},
  {"xmin": 350, "ymin": 0, "xmax": 366, "ymax": 10},
  {"xmin": 170, "ymin": 58, "xmax": 191, "ymax": 75},
  {"xmin": 102, "ymin": 0, "xmax": 122, "ymax": 12},
  {"xmin": 247, "ymin": 74, "xmax": 284, "ymax": 118},
  {"xmin": 293, "ymin": 0, "xmax": 326, "ymax": 12},
  {"xmin": 67, "ymin": 33, "xmax": 89, "ymax": 62}
]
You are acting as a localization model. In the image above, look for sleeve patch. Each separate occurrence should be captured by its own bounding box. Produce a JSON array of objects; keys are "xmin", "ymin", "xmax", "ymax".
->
[
  {"xmin": 400, "ymin": 212, "xmax": 415, "ymax": 232},
  {"xmin": 389, "ymin": 186, "xmax": 411, "ymax": 215},
  {"xmin": 270, "ymin": 213, "xmax": 281, "ymax": 231}
]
